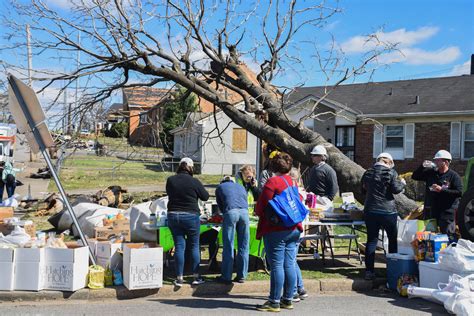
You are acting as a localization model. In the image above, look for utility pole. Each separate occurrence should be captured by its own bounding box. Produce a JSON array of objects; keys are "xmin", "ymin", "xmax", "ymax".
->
[
  {"xmin": 26, "ymin": 24, "xmax": 37, "ymax": 162},
  {"xmin": 74, "ymin": 32, "xmax": 81, "ymax": 134}
]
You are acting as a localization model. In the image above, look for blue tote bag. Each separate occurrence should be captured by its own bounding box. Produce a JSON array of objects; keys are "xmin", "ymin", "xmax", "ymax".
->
[{"xmin": 268, "ymin": 176, "xmax": 309, "ymax": 227}]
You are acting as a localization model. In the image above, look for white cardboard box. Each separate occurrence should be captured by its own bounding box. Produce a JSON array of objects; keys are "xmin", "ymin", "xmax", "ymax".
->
[
  {"xmin": 419, "ymin": 261, "xmax": 472, "ymax": 289},
  {"xmin": 43, "ymin": 246, "xmax": 89, "ymax": 291},
  {"xmin": 123, "ymin": 244, "xmax": 163, "ymax": 290},
  {"xmin": 14, "ymin": 248, "xmax": 45, "ymax": 291},
  {"xmin": 0, "ymin": 249, "xmax": 14, "ymax": 291},
  {"xmin": 77, "ymin": 238, "xmax": 98, "ymax": 257},
  {"xmin": 96, "ymin": 242, "xmax": 123, "ymax": 270}
]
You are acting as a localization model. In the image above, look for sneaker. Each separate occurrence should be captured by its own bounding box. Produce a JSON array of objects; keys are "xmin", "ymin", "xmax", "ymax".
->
[
  {"xmin": 280, "ymin": 299, "xmax": 294, "ymax": 310},
  {"xmin": 233, "ymin": 277, "xmax": 245, "ymax": 284},
  {"xmin": 292, "ymin": 293, "xmax": 301, "ymax": 302},
  {"xmin": 192, "ymin": 277, "xmax": 205, "ymax": 285},
  {"xmin": 173, "ymin": 279, "xmax": 184, "ymax": 287},
  {"xmin": 313, "ymin": 253, "xmax": 321, "ymax": 259},
  {"xmin": 298, "ymin": 289, "xmax": 308, "ymax": 299},
  {"xmin": 256, "ymin": 301, "xmax": 280, "ymax": 312},
  {"xmin": 364, "ymin": 271, "xmax": 376, "ymax": 281}
]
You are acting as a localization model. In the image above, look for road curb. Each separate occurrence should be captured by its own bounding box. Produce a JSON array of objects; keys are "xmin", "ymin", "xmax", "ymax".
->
[{"xmin": 0, "ymin": 278, "xmax": 384, "ymax": 302}]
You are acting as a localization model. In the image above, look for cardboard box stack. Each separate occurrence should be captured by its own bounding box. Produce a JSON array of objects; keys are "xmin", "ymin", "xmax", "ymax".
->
[{"xmin": 95, "ymin": 218, "xmax": 130, "ymax": 242}]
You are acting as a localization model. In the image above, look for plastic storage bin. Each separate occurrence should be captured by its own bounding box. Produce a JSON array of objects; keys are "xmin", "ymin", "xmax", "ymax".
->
[
  {"xmin": 419, "ymin": 261, "xmax": 472, "ymax": 289},
  {"xmin": 386, "ymin": 253, "xmax": 418, "ymax": 290}
]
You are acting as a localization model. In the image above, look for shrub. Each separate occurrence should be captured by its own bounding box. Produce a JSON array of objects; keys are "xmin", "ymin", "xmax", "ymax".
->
[{"xmin": 105, "ymin": 122, "xmax": 129, "ymax": 138}]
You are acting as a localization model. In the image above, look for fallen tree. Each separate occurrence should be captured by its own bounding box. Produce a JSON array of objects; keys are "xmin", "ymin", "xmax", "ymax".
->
[{"xmin": 2, "ymin": 0, "xmax": 417, "ymax": 214}]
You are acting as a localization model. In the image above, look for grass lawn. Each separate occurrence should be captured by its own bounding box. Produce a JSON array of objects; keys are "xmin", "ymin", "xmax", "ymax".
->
[{"xmin": 48, "ymin": 155, "xmax": 222, "ymax": 191}]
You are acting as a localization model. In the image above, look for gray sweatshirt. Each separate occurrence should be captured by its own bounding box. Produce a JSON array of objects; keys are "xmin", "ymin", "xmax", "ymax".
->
[{"xmin": 307, "ymin": 163, "xmax": 339, "ymax": 200}]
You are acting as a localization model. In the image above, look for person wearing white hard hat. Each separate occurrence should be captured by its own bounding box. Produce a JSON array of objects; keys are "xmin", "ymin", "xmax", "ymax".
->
[
  {"xmin": 307, "ymin": 145, "xmax": 339, "ymax": 201},
  {"xmin": 166, "ymin": 157, "xmax": 210, "ymax": 287},
  {"xmin": 412, "ymin": 150, "xmax": 462, "ymax": 241},
  {"xmin": 361, "ymin": 152, "xmax": 406, "ymax": 280}
]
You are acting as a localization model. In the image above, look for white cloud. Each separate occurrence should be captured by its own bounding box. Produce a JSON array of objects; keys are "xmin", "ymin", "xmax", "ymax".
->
[
  {"xmin": 448, "ymin": 59, "xmax": 471, "ymax": 76},
  {"xmin": 340, "ymin": 26, "xmax": 461, "ymax": 66},
  {"xmin": 341, "ymin": 26, "xmax": 439, "ymax": 53},
  {"xmin": 378, "ymin": 47, "xmax": 461, "ymax": 65}
]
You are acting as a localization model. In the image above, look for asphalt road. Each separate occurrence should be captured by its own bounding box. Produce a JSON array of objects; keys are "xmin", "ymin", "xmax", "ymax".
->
[{"xmin": 0, "ymin": 292, "xmax": 448, "ymax": 316}]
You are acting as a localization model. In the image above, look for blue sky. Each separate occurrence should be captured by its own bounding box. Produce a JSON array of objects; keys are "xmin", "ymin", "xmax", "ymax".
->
[
  {"xmin": 321, "ymin": 0, "xmax": 474, "ymax": 83},
  {"xmin": 0, "ymin": 0, "xmax": 473, "ymax": 112}
]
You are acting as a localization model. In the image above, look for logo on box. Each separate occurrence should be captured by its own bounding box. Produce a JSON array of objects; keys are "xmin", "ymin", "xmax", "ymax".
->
[
  {"xmin": 44, "ymin": 265, "xmax": 73, "ymax": 286},
  {"xmin": 130, "ymin": 263, "xmax": 162, "ymax": 284}
]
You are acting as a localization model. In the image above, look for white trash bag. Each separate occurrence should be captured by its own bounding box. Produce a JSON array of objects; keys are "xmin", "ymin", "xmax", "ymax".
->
[{"xmin": 438, "ymin": 239, "xmax": 474, "ymax": 272}]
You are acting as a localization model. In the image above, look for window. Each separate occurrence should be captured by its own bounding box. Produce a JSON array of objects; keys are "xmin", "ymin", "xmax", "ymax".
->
[
  {"xmin": 232, "ymin": 128, "xmax": 247, "ymax": 152},
  {"xmin": 374, "ymin": 124, "xmax": 414, "ymax": 160},
  {"xmin": 304, "ymin": 119, "xmax": 314, "ymax": 131},
  {"xmin": 336, "ymin": 126, "xmax": 355, "ymax": 160},
  {"xmin": 385, "ymin": 125, "xmax": 404, "ymax": 148},
  {"xmin": 464, "ymin": 123, "xmax": 474, "ymax": 159},
  {"xmin": 139, "ymin": 112, "xmax": 147, "ymax": 125},
  {"xmin": 451, "ymin": 122, "xmax": 474, "ymax": 160},
  {"xmin": 336, "ymin": 126, "xmax": 354, "ymax": 147}
]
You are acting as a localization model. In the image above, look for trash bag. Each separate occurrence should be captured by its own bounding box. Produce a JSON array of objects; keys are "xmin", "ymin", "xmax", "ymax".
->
[
  {"xmin": 438, "ymin": 239, "xmax": 474, "ymax": 272},
  {"xmin": 88, "ymin": 265, "xmax": 105, "ymax": 289}
]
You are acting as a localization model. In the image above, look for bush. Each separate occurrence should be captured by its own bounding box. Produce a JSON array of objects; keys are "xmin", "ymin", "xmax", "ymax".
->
[
  {"xmin": 400, "ymin": 172, "xmax": 425, "ymax": 202},
  {"xmin": 104, "ymin": 122, "xmax": 128, "ymax": 138}
]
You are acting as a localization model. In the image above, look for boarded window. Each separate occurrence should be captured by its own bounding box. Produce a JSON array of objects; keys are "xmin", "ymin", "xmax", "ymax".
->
[{"xmin": 232, "ymin": 128, "xmax": 247, "ymax": 152}]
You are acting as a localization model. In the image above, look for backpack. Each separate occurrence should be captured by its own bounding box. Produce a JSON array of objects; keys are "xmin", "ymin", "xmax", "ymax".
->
[{"xmin": 265, "ymin": 176, "xmax": 308, "ymax": 227}]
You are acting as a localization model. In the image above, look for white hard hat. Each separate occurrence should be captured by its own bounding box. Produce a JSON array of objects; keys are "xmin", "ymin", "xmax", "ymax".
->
[
  {"xmin": 179, "ymin": 157, "xmax": 194, "ymax": 167},
  {"xmin": 433, "ymin": 150, "xmax": 452, "ymax": 161},
  {"xmin": 310, "ymin": 145, "xmax": 327, "ymax": 157},
  {"xmin": 377, "ymin": 152, "xmax": 394, "ymax": 161}
]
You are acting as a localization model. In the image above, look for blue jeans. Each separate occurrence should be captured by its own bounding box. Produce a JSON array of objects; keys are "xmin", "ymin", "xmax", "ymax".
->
[
  {"xmin": 365, "ymin": 212, "xmax": 398, "ymax": 272},
  {"xmin": 167, "ymin": 212, "xmax": 201, "ymax": 277},
  {"xmin": 263, "ymin": 229, "xmax": 300, "ymax": 303},
  {"xmin": 295, "ymin": 241, "xmax": 304, "ymax": 293},
  {"xmin": 0, "ymin": 180, "xmax": 16, "ymax": 201},
  {"xmin": 221, "ymin": 208, "xmax": 250, "ymax": 281}
]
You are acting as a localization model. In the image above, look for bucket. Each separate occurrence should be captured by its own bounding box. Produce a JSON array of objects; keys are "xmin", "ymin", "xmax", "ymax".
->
[{"xmin": 386, "ymin": 253, "xmax": 417, "ymax": 290}]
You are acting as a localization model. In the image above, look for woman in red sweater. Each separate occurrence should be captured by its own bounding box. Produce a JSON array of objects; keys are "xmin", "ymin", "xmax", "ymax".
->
[{"xmin": 255, "ymin": 152, "xmax": 303, "ymax": 312}]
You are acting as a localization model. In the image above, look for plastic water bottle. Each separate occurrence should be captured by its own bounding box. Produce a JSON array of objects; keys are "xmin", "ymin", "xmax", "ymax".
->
[{"xmin": 149, "ymin": 213, "xmax": 157, "ymax": 227}]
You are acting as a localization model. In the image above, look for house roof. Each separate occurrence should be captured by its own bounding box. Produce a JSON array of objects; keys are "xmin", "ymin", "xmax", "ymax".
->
[
  {"xmin": 122, "ymin": 86, "xmax": 170, "ymax": 109},
  {"xmin": 199, "ymin": 63, "xmax": 263, "ymax": 113},
  {"xmin": 286, "ymin": 75, "xmax": 474, "ymax": 117},
  {"xmin": 169, "ymin": 112, "xmax": 213, "ymax": 134}
]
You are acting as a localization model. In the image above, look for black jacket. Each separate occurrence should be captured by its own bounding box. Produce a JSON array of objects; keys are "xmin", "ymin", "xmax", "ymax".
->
[
  {"xmin": 412, "ymin": 165, "xmax": 462, "ymax": 220},
  {"xmin": 362, "ymin": 164, "xmax": 405, "ymax": 214},
  {"xmin": 166, "ymin": 172, "xmax": 210, "ymax": 214}
]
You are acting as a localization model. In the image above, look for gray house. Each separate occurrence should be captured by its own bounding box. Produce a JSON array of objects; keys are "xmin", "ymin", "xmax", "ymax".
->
[{"xmin": 170, "ymin": 104, "xmax": 257, "ymax": 175}]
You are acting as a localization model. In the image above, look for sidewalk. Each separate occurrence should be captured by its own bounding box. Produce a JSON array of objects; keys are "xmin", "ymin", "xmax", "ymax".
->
[{"xmin": 0, "ymin": 278, "xmax": 387, "ymax": 302}]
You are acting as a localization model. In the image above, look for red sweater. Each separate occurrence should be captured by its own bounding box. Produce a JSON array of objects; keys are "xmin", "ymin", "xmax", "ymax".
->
[{"xmin": 255, "ymin": 174, "xmax": 303, "ymax": 239}]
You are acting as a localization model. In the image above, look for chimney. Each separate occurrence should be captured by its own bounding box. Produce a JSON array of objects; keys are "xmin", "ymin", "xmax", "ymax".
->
[
  {"xmin": 416, "ymin": 95, "xmax": 420, "ymax": 104},
  {"xmin": 471, "ymin": 54, "xmax": 474, "ymax": 75}
]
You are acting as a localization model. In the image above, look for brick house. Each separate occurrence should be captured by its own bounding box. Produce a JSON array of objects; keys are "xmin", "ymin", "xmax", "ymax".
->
[
  {"xmin": 121, "ymin": 87, "xmax": 169, "ymax": 146},
  {"xmin": 286, "ymin": 74, "xmax": 474, "ymax": 176}
]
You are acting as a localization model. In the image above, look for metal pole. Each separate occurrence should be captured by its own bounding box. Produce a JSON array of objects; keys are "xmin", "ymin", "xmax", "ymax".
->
[
  {"xmin": 8, "ymin": 76, "xmax": 96, "ymax": 265},
  {"xmin": 26, "ymin": 25, "xmax": 32, "ymax": 87},
  {"xmin": 26, "ymin": 25, "xmax": 37, "ymax": 162}
]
